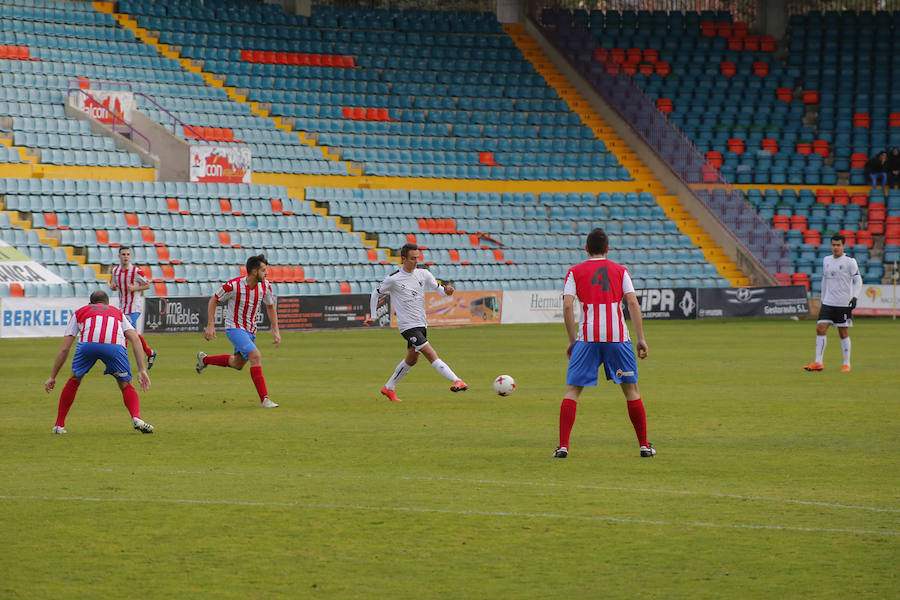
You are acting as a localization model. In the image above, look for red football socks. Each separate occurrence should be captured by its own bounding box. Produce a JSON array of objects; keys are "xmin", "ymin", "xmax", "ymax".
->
[
  {"xmin": 559, "ymin": 398, "xmax": 578, "ymax": 448},
  {"xmin": 121, "ymin": 384, "xmax": 141, "ymax": 418},
  {"xmin": 139, "ymin": 334, "xmax": 152, "ymax": 356},
  {"xmin": 55, "ymin": 378, "xmax": 80, "ymax": 427},
  {"xmin": 250, "ymin": 366, "xmax": 268, "ymax": 402},
  {"xmin": 204, "ymin": 354, "xmax": 232, "ymax": 368},
  {"xmin": 627, "ymin": 398, "xmax": 648, "ymax": 447}
]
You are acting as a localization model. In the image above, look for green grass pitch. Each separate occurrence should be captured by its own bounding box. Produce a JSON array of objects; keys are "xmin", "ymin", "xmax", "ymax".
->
[{"xmin": 1, "ymin": 318, "xmax": 898, "ymax": 599}]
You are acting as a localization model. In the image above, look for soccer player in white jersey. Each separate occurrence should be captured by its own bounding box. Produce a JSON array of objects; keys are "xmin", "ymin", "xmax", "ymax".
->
[
  {"xmin": 554, "ymin": 228, "xmax": 653, "ymax": 459},
  {"xmin": 363, "ymin": 243, "xmax": 468, "ymax": 402},
  {"xmin": 44, "ymin": 290, "xmax": 153, "ymax": 434},
  {"xmin": 195, "ymin": 254, "xmax": 281, "ymax": 407},
  {"xmin": 804, "ymin": 234, "xmax": 862, "ymax": 372},
  {"xmin": 109, "ymin": 246, "xmax": 157, "ymax": 370}
]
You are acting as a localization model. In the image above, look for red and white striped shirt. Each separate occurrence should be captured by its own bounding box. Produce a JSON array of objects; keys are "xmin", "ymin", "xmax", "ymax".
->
[
  {"xmin": 64, "ymin": 303, "xmax": 133, "ymax": 346},
  {"xmin": 111, "ymin": 264, "xmax": 149, "ymax": 314},
  {"xmin": 215, "ymin": 276, "xmax": 275, "ymax": 334},
  {"xmin": 563, "ymin": 258, "xmax": 635, "ymax": 342}
]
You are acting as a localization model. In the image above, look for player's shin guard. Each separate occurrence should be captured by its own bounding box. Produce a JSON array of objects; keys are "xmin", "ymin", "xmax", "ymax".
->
[
  {"xmin": 627, "ymin": 398, "xmax": 649, "ymax": 448},
  {"xmin": 430, "ymin": 358, "xmax": 458, "ymax": 382},
  {"xmin": 385, "ymin": 359, "xmax": 413, "ymax": 390},
  {"xmin": 204, "ymin": 354, "xmax": 233, "ymax": 368},
  {"xmin": 559, "ymin": 398, "xmax": 577, "ymax": 448},
  {"xmin": 250, "ymin": 366, "xmax": 268, "ymax": 402},
  {"xmin": 56, "ymin": 378, "xmax": 80, "ymax": 427},
  {"xmin": 840, "ymin": 337, "xmax": 851, "ymax": 366},
  {"xmin": 121, "ymin": 384, "xmax": 141, "ymax": 419},
  {"xmin": 815, "ymin": 335, "xmax": 827, "ymax": 364}
]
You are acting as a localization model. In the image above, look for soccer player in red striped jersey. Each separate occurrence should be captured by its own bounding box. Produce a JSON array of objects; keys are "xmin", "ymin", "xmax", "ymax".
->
[
  {"xmin": 195, "ymin": 254, "xmax": 281, "ymax": 408},
  {"xmin": 109, "ymin": 247, "xmax": 157, "ymax": 370},
  {"xmin": 553, "ymin": 228, "xmax": 654, "ymax": 458},
  {"xmin": 44, "ymin": 290, "xmax": 153, "ymax": 434}
]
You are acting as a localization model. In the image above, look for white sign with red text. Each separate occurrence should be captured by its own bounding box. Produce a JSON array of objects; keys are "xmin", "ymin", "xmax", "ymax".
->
[{"xmin": 189, "ymin": 145, "xmax": 252, "ymax": 183}]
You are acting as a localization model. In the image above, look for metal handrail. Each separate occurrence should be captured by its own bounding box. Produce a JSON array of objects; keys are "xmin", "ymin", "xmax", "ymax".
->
[
  {"xmin": 66, "ymin": 78, "xmax": 210, "ymax": 143},
  {"xmin": 66, "ymin": 87, "xmax": 153, "ymax": 155},
  {"xmin": 132, "ymin": 91, "xmax": 210, "ymax": 142}
]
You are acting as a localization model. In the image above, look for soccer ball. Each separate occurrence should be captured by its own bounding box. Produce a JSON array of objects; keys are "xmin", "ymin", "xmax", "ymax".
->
[{"xmin": 493, "ymin": 375, "xmax": 516, "ymax": 396}]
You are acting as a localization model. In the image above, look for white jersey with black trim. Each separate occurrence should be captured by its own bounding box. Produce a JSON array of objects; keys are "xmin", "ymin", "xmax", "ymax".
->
[
  {"xmin": 370, "ymin": 267, "xmax": 447, "ymax": 333},
  {"xmin": 820, "ymin": 254, "xmax": 862, "ymax": 307}
]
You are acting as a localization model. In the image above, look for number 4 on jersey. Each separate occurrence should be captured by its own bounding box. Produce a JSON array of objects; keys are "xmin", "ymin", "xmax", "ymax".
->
[{"xmin": 591, "ymin": 266, "xmax": 611, "ymax": 291}]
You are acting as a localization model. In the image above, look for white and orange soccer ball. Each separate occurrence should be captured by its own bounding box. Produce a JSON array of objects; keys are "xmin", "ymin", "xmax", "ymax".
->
[{"xmin": 493, "ymin": 375, "xmax": 516, "ymax": 396}]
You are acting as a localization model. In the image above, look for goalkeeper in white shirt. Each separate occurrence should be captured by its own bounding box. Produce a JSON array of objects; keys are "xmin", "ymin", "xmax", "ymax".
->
[
  {"xmin": 804, "ymin": 234, "xmax": 863, "ymax": 372},
  {"xmin": 364, "ymin": 243, "xmax": 468, "ymax": 402}
]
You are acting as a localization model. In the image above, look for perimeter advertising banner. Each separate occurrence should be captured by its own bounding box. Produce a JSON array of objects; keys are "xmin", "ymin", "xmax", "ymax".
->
[
  {"xmin": 189, "ymin": 145, "xmax": 252, "ymax": 183},
  {"xmin": 697, "ymin": 285, "xmax": 809, "ymax": 318},
  {"xmin": 856, "ymin": 284, "xmax": 900, "ymax": 316},
  {"xmin": 0, "ymin": 240, "xmax": 68, "ymax": 285},
  {"xmin": 277, "ymin": 294, "xmax": 374, "ymax": 329},
  {"xmin": 625, "ymin": 287, "xmax": 698, "ymax": 320},
  {"xmin": 143, "ymin": 295, "xmax": 374, "ymax": 332},
  {"xmin": 391, "ymin": 290, "xmax": 502, "ymax": 327},
  {"xmin": 75, "ymin": 90, "xmax": 135, "ymax": 125},
  {"xmin": 500, "ymin": 290, "xmax": 565, "ymax": 324},
  {"xmin": 0, "ymin": 297, "xmax": 83, "ymax": 338},
  {"xmin": 143, "ymin": 296, "xmax": 271, "ymax": 333}
]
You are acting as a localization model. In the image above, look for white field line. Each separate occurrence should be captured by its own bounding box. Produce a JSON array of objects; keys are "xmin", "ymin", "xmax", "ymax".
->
[
  {"xmin": 92, "ymin": 467, "xmax": 900, "ymax": 514},
  {"xmin": 0, "ymin": 494, "xmax": 896, "ymax": 537}
]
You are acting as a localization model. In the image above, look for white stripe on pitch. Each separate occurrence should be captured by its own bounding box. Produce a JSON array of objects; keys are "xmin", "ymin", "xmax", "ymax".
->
[{"xmin": 0, "ymin": 494, "xmax": 895, "ymax": 536}]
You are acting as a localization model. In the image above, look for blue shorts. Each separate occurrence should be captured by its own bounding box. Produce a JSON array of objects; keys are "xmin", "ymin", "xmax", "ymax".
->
[
  {"xmin": 567, "ymin": 341, "xmax": 638, "ymax": 386},
  {"xmin": 126, "ymin": 312, "xmax": 141, "ymax": 327},
  {"xmin": 226, "ymin": 328, "xmax": 257, "ymax": 359},
  {"xmin": 71, "ymin": 342, "xmax": 132, "ymax": 382}
]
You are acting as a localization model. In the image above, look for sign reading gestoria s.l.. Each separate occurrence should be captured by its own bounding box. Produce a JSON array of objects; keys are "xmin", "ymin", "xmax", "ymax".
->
[{"xmin": 697, "ymin": 285, "xmax": 809, "ymax": 318}]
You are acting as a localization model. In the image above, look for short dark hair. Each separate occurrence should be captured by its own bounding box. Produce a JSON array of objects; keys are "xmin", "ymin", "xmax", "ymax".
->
[
  {"xmin": 400, "ymin": 243, "xmax": 418, "ymax": 259},
  {"xmin": 90, "ymin": 290, "xmax": 109, "ymax": 304},
  {"xmin": 246, "ymin": 254, "xmax": 268, "ymax": 274},
  {"xmin": 118, "ymin": 246, "xmax": 131, "ymax": 253},
  {"xmin": 831, "ymin": 234, "xmax": 846, "ymax": 244},
  {"xmin": 586, "ymin": 228, "xmax": 609, "ymax": 255}
]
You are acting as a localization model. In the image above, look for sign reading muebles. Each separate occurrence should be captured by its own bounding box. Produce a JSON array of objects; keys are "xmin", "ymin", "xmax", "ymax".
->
[
  {"xmin": 697, "ymin": 285, "xmax": 809, "ymax": 318},
  {"xmin": 143, "ymin": 295, "xmax": 373, "ymax": 333}
]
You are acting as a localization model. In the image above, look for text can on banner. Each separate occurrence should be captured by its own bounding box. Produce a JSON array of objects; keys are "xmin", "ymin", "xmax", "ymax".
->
[
  {"xmin": 189, "ymin": 145, "xmax": 252, "ymax": 183},
  {"xmin": 75, "ymin": 90, "xmax": 135, "ymax": 124}
]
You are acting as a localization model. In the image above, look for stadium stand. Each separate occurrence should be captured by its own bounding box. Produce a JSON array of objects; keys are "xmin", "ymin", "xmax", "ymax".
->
[{"xmin": 2, "ymin": 1, "xmax": 789, "ymax": 300}]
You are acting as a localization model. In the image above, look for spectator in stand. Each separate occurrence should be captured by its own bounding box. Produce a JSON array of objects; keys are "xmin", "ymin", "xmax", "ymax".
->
[
  {"xmin": 886, "ymin": 147, "xmax": 900, "ymax": 189},
  {"xmin": 864, "ymin": 150, "xmax": 888, "ymax": 190}
]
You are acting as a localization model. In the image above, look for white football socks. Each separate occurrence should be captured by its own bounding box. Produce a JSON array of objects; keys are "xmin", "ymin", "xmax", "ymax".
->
[
  {"xmin": 431, "ymin": 358, "xmax": 459, "ymax": 382},
  {"xmin": 840, "ymin": 337, "xmax": 851, "ymax": 366},
  {"xmin": 385, "ymin": 359, "xmax": 413, "ymax": 390},
  {"xmin": 814, "ymin": 335, "xmax": 827, "ymax": 363}
]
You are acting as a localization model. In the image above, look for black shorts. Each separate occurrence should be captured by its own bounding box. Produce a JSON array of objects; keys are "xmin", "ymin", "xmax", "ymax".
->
[
  {"xmin": 400, "ymin": 327, "xmax": 429, "ymax": 350},
  {"xmin": 817, "ymin": 304, "xmax": 852, "ymax": 326}
]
